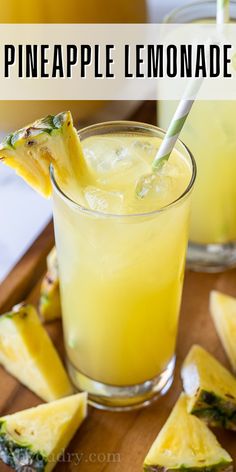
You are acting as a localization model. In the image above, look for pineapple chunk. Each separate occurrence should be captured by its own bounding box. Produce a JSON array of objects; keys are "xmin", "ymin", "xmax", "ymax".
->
[
  {"xmin": 39, "ymin": 247, "xmax": 61, "ymax": 323},
  {"xmin": 144, "ymin": 394, "xmax": 232, "ymax": 472},
  {"xmin": 0, "ymin": 392, "xmax": 87, "ymax": 472},
  {"xmin": 0, "ymin": 111, "xmax": 87, "ymax": 197},
  {"xmin": 0, "ymin": 304, "xmax": 73, "ymax": 402},
  {"xmin": 47, "ymin": 246, "xmax": 57, "ymax": 272},
  {"xmin": 181, "ymin": 345, "xmax": 236, "ymax": 430},
  {"xmin": 210, "ymin": 290, "xmax": 236, "ymax": 372}
]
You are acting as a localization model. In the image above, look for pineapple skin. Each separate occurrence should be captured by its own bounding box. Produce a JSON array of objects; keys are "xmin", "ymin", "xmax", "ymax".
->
[
  {"xmin": 181, "ymin": 345, "xmax": 236, "ymax": 431},
  {"xmin": 189, "ymin": 389, "xmax": 236, "ymax": 431},
  {"xmin": 0, "ymin": 422, "xmax": 47, "ymax": 472},
  {"xmin": 39, "ymin": 247, "xmax": 61, "ymax": 323},
  {"xmin": 0, "ymin": 392, "xmax": 87, "ymax": 472}
]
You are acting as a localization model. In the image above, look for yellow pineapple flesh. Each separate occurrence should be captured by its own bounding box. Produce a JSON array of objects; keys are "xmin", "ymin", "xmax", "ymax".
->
[
  {"xmin": 143, "ymin": 393, "xmax": 232, "ymax": 472},
  {"xmin": 0, "ymin": 392, "xmax": 87, "ymax": 472},
  {"xmin": 39, "ymin": 247, "xmax": 61, "ymax": 322},
  {"xmin": 0, "ymin": 304, "xmax": 73, "ymax": 401},
  {"xmin": 210, "ymin": 290, "xmax": 236, "ymax": 372},
  {"xmin": 181, "ymin": 345, "xmax": 236, "ymax": 430},
  {"xmin": 0, "ymin": 111, "xmax": 87, "ymax": 197}
]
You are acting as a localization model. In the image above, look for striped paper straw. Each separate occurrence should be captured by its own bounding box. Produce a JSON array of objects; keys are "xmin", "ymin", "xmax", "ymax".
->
[
  {"xmin": 217, "ymin": 0, "xmax": 230, "ymax": 24},
  {"xmin": 152, "ymin": 77, "xmax": 203, "ymax": 172}
]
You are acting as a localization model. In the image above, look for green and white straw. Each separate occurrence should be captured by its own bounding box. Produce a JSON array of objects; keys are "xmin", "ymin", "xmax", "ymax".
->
[
  {"xmin": 152, "ymin": 78, "xmax": 203, "ymax": 173},
  {"xmin": 152, "ymin": 101, "xmax": 192, "ymax": 172},
  {"xmin": 136, "ymin": 0, "xmax": 229, "ymax": 198},
  {"xmin": 135, "ymin": 77, "xmax": 203, "ymax": 197},
  {"xmin": 217, "ymin": 0, "xmax": 230, "ymax": 24},
  {"xmin": 152, "ymin": 0, "xmax": 230, "ymax": 174}
]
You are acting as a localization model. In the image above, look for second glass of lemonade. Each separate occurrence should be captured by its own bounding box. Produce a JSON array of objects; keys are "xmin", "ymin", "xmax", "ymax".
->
[
  {"xmin": 51, "ymin": 121, "xmax": 195, "ymax": 410},
  {"xmin": 158, "ymin": 0, "xmax": 236, "ymax": 272}
]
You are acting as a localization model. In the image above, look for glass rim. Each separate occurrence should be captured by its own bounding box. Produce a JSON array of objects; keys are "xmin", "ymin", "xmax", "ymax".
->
[
  {"xmin": 50, "ymin": 120, "xmax": 196, "ymax": 219},
  {"xmin": 163, "ymin": 0, "xmax": 236, "ymax": 23}
]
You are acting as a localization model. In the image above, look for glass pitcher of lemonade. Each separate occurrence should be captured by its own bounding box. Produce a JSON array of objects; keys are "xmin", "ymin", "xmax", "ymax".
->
[{"xmin": 158, "ymin": 1, "xmax": 236, "ymax": 272}]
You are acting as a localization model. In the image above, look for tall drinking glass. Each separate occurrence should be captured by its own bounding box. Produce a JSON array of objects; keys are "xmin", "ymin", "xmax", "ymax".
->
[
  {"xmin": 51, "ymin": 121, "xmax": 196, "ymax": 410},
  {"xmin": 158, "ymin": 1, "xmax": 236, "ymax": 272}
]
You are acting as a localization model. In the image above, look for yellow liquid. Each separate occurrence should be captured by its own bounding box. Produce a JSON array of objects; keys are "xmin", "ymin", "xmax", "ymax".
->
[
  {"xmin": 53, "ymin": 134, "xmax": 192, "ymax": 386},
  {"xmin": 159, "ymin": 100, "xmax": 236, "ymax": 245}
]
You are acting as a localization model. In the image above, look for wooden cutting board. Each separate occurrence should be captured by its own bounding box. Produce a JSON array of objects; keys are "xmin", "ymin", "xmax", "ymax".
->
[{"xmin": 0, "ymin": 102, "xmax": 236, "ymax": 471}]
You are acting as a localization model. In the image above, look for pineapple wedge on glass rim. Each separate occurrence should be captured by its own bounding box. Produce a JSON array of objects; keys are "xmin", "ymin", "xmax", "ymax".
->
[
  {"xmin": 181, "ymin": 345, "xmax": 236, "ymax": 431},
  {"xmin": 210, "ymin": 290, "xmax": 236, "ymax": 372},
  {"xmin": 0, "ymin": 111, "xmax": 87, "ymax": 197},
  {"xmin": 39, "ymin": 247, "xmax": 61, "ymax": 323},
  {"xmin": 0, "ymin": 392, "xmax": 87, "ymax": 472},
  {"xmin": 0, "ymin": 303, "xmax": 73, "ymax": 402},
  {"xmin": 143, "ymin": 393, "xmax": 232, "ymax": 472}
]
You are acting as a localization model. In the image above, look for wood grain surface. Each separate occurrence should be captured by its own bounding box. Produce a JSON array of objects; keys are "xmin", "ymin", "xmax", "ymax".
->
[{"xmin": 0, "ymin": 102, "xmax": 236, "ymax": 471}]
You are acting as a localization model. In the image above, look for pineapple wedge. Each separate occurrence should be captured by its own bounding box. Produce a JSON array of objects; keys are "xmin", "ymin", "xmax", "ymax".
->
[
  {"xmin": 181, "ymin": 345, "xmax": 236, "ymax": 430},
  {"xmin": 39, "ymin": 247, "xmax": 61, "ymax": 322},
  {"xmin": 0, "ymin": 111, "xmax": 86, "ymax": 197},
  {"xmin": 144, "ymin": 394, "xmax": 232, "ymax": 472},
  {"xmin": 210, "ymin": 290, "xmax": 236, "ymax": 372},
  {"xmin": 47, "ymin": 246, "xmax": 57, "ymax": 271},
  {"xmin": 0, "ymin": 304, "xmax": 73, "ymax": 402},
  {"xmin": 0, "ymin": 392, "xmax": 87, "ymax": 472}
]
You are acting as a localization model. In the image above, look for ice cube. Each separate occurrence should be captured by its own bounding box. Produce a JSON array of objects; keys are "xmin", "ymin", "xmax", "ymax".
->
[
  {"xmin": 136, "ymin": 172, "xmax": 172, "ymax": 209},
  {"xmin": 84, "ymin": 186, "xmax": 124, "ymax": 213},
  {"xmin": 135, "ymin": 173, "xmax": 156, "ymax": 199},
  {"xmin": 159, "ymin": 160, "xmax": 181, "ymax": 178},
  {"xmin": 84, "ymin": 187, "xmax": 108, "ymax": 211},
  {"xmin": 83, "ymin": 147, "xmax": 97, "ymax": 167},
  {"xmin": 133, "ymin": 139, "xmax": 158, "ymax": 160},
  {"xmin": 155, "ymin": 175, "xmax": 172, "ymax": 199},
  {"xmin": 113, "ymin": 146, "xmax": 129, "ymax": 162},
  {"xmin": 83, "ymin": 138, "xmax": 131, "ymax": 174},
  {"xmin": 133, "ymin": 139, "xmax": 156, "ymax": 154}
]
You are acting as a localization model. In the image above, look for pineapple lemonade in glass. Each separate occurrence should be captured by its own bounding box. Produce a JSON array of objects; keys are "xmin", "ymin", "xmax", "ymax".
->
[
  {"xmin": 158, "ymin": 1, "xmax": 236, "ymax": 272},
  {"xmin": 51, "ymin": 121, "xmax": 196, "ymax": 410}
]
